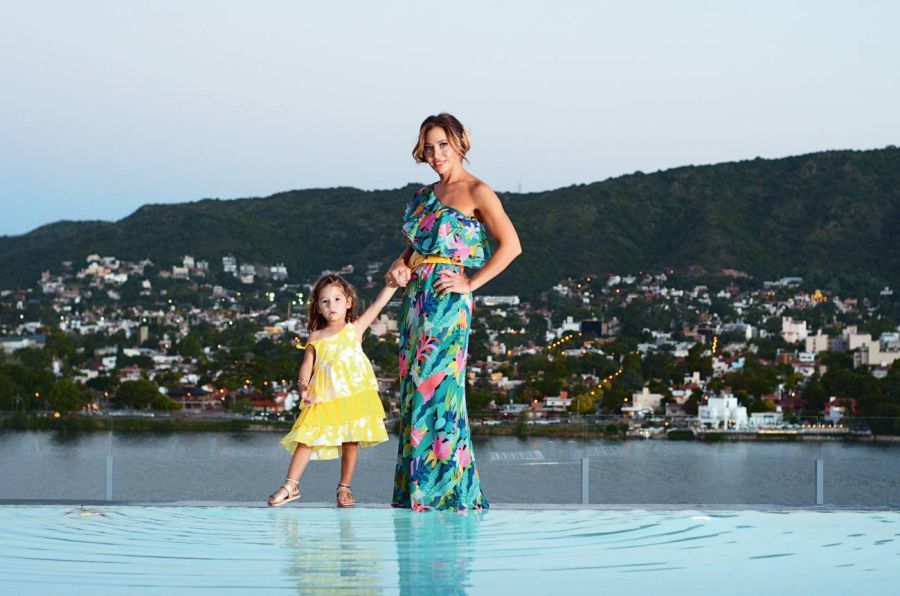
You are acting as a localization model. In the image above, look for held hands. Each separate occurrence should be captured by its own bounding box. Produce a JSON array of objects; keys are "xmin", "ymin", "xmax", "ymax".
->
[
  {"xmin": 435, "ymin": 269, "xmax": 473, "ymax": 295},
  {"xmin": 385, "ymin": 258, "xmax": 412, "ymax": 288}
]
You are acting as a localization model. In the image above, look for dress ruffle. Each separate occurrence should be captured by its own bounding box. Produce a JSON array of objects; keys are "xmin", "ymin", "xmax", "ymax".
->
[{"xmin": 281, "ymin": 389, "xmax": 388, "ymax": 460}]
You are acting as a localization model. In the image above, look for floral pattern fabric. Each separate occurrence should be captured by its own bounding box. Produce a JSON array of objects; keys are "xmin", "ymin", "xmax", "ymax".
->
[
  {"xmin": 401, "ymin": 185, "xmax": 490, "ymax": 269},
  {"xmin": 281, "ymin": 323, "xmax": 388, "ymax": 460},
  {"xmin": 392, "ymin": 185, "xmax": 490, "ymax": 511}
]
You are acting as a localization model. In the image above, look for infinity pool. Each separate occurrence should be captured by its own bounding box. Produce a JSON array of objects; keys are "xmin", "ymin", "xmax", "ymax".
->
[{"xmin": 1, "ymin": 505, "xmax": 897, "ymax": 594}]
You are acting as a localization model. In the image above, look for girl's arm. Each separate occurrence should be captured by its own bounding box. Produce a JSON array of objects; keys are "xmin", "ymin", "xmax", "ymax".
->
[
  {"xmin": 385, "ymin": 246, "xmax": 413, "ymax": 287},
  {"xmin": 297, "ymin": 344, "xmax": 316, "ymax": 405},
  {"xmin": 353, "ymin": 285, "xmax": 398, "ymax": 336},
  {"xmin": 435, "ymin": 183, "xmax": 522, "ymax": 295}
]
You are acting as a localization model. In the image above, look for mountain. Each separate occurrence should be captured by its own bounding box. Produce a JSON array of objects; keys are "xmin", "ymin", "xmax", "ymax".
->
[{"xmin": 2, "ymin": 147, "xmax": 899, "ymax": 296}]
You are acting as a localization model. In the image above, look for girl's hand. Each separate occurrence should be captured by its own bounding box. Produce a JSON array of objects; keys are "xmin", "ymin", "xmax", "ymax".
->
[
  {"xmin": 386, "ymin": 257, "xmax": 412, "ymax": 288},
  {"xmin": 300, "ymin": 386, "xmax": 314, "ymax": 406},
  {"xmin": 435, "ymin": 269, "xmax": 472, "ymax": 295}
]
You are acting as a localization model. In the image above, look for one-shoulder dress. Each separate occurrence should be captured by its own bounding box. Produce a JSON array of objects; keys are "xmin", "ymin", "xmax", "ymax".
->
[
  {"xmin": 392, "ymin": 184, "xmax": 491, "ymax": 511},
  {"xmin": 281, "ymin": 323, "xmax": 389, "ymax": 460}
]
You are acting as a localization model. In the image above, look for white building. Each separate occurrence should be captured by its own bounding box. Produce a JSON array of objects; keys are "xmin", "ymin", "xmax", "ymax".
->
[
  {"xmin": 476, "ymin": 295, "xmax": 521, "ymax": 306},
  {"xmin": 781, "ymin": 317, "xmax": 808, "ymax": 344},
  {"xmin": 271, "ymin": 263, "xmax": 288, "ymax": 281},
  {"xmin": 805, "ymin": 331, "xmax": 829, "ymax": 354},
  {"xmin": 749, "ymin": 410, "xmax": 784, "ymax": 429},
  {"xmin": 541, "ymin": 393, "xmax": 573, "ymax": 413},
  {"xmin": 622, "ymin": 386, "xmax": 664, "ymax": 417},
  {"xmin": 698, "ymin": 394, "xmax": 748, "ymax": 430}
]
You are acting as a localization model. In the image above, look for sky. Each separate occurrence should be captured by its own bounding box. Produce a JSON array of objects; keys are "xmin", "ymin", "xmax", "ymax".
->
[{"xmin": 1, "ymin": 1, "xmax": 898, "ymax": 236}]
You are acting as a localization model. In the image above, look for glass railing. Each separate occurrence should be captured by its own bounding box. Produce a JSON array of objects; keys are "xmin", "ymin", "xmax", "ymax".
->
[{"xmin": 1, "ymin": 413, "xmax": 898, "ymax": 506}]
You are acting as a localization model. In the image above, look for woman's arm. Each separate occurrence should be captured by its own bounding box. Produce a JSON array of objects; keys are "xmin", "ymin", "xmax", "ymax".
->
[
  {"xmin": 435, "ymin": 183, "xmax": 521, "ymax": 295},
  {"xmin": 297, "ymin": 345, "xmax": 316, "ymax": 405},
  {"xmin": 353, "ymin": 284, "xmax": 399, "ymax": 335}
]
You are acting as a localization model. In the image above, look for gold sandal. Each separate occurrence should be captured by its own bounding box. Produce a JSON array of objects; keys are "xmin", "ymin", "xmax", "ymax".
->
[
  {"xmin": 268, "ymin": 478, "xmax": 300, "ymax": 507},
  {"xmin": 336, "ymin": 483, "xmax": 356, "ymax": 508}
]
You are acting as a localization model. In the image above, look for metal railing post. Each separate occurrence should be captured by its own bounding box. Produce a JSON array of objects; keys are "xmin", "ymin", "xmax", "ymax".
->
[
  {"xmin": 105, "ymin": 431, "xmax": 114, "ymax": 501},
  {"xmin": 815, "ymin": 459, "xmax": 824, "ymax": 505},
  {"xmin": 581, "ymin": 457, "xmax": 589, "ymax": 505}
]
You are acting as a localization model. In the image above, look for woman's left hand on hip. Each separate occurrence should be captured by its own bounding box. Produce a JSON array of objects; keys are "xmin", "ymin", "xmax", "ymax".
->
[{"xmin": 435, "ymin": 270, "xmax": 472, "ymax": 295}]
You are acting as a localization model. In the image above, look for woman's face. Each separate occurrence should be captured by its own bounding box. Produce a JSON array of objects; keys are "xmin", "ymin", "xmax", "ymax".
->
[{"xmin": 423, "ymin": 126, "xmax": 460, "ymax": 176}]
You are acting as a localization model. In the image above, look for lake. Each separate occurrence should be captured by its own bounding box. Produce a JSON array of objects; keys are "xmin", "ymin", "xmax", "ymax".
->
[{"xmin": 2, "ymin": 432, "xmax": 897, "ymax": 505}]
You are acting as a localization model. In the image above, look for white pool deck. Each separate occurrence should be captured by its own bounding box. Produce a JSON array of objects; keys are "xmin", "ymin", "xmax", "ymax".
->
[{"xmin": 2, "ymin": 503, "xmax": 898, "ymax": 595}]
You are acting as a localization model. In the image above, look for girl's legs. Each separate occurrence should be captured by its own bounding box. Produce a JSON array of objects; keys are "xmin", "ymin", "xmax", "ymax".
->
[
  {"xmin": 337, "ymin": 442, "xmax": 359, "ymax": 506},
  {"xmin": 287, "ymin": 443, "xmax": 313, "ymax": 481},
  {"xmin": 268, "ymin": 443, "xmax": 312, "ymax": 505}
]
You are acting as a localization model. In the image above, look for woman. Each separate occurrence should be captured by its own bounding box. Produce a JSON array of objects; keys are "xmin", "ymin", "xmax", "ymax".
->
[{"xmin": 387, "ymin": 113, "xmax": 521, "ymax": 511}]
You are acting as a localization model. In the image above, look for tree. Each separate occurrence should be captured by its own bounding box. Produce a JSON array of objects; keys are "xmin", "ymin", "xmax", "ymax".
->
[
  {"xmin": 115, "ymin": 380, "xmax": 160, "ymax": 410},
  {"xmin": 684, "ymin": 343, "xmax": 713, "ymax": 377},
  {"xmin": 600, "ymin": 384, "xmax": 627, "ymax": 414},
  {"xmin": 48, "ymin": 379, "xmax": 88, "ymax": 413},
  {"xmin": 466, "ymin": 387, "xmax": 495, "ymax": 414},
  {"xmin": 177, "ymin": 334, "xmax": 203, "ymax": 360},
  {"xmin": 571, "ymin": 392, "xmax": 599, "ymax": 415},
  {"xmin": 151, "ymin": 393, "xmax": 182, "ymax": 411}
]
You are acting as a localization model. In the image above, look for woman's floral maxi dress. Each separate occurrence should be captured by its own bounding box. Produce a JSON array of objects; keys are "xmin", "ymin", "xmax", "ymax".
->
[{"xmin": 392, "ymin": 184, "xmax": 491, "ymax": 511}]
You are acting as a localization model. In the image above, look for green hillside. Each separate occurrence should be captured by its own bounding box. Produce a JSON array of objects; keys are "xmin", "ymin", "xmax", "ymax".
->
[{"xmin": 2, "ymin": 147, "xmax": 899, "ymax": 295}]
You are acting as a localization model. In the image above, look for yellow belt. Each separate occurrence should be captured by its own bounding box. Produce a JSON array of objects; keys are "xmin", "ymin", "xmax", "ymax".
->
[{"xmin": 408, "ymin": 251, "xmax": 458, "ymax": 270}]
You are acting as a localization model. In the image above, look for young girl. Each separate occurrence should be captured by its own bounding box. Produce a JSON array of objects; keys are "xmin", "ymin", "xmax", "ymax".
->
[{"xmin": 268, "ymin": 274, "xmax": 397, "ymax": 507}]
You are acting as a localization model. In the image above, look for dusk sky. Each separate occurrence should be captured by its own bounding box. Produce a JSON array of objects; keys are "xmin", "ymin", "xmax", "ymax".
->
[{"xmin": 1, "ymin": 1, "xmax": 898, "ymax": 236}]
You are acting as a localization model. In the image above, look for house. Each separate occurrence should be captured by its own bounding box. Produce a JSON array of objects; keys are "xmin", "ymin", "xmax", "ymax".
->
[
  {"xmin": 824, "ymin": 397, "xmax": 857, "ymax": 423},
  {"xmin": 499, "ymin": 403, "xmax": 529, "ymax": 417},
  {"xmin": 805, "ymin": 332, "xmax": 829, "ymax": 354},
  {"xmin": 781, "ymin": 317, "xmax": 808, "ymax": 344},
  {"xmin": 749, "ymin": 410, "xmax": 784, "ymax": 429},
  {"xmin": 622, "ymin": 386, "xmax": 664, "ymax": 417},
  {"xmin": 0, "ymin": 334, "xmax": 46, "ymax": 354},
  {"xmin": 698, "ymin": 394, "xmax": 748, "ymax": 430},
  {"xmin": 476, "ymin": 296, "xmax": 520, "ymax": 307},
  {"xmin": 271, "ymin": 264, "xmax": 288, "ymax": 281},
  {"xmin": 167, "ymin": 386, "xmax": 221, "ymax": 412},
  {"xmin": 541, "ymin": 391, "xmax": 572, "ymax": 414}
]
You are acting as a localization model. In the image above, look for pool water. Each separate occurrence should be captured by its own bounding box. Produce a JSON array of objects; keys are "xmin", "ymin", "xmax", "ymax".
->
[{"xmin": 1, "ymin": 505, "xmax": 897, "ymax": 594}]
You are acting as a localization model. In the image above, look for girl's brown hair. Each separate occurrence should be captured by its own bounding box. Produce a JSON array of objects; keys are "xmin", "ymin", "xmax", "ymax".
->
[
  {"xmin": 307, "ymin": 274, "xmax": 358, "ymax": 333},
  {"xmin": 411, "ymin": 113, "xmax": 472, "ymax": 164}
]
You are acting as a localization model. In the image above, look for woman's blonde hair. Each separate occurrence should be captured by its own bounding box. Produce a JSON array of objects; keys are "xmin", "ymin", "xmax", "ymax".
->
[
  {"xmin": 411, "ymin": 113, "xmax": 471, "ymax": 163},
  {"xmin": 307, "ymin": 274, "xmax": 358, "ymax": 332}
]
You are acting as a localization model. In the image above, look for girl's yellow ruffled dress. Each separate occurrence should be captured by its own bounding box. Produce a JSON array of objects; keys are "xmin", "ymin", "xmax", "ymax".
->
[{"xmin": 281, "ymin": 323, "xmax": 389, "ymax": 460}]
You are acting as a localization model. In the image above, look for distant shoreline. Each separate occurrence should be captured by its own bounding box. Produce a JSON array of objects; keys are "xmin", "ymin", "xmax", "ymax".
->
[{"xmin": 2, "ymin": 413, "xmax": 898, "ymax": 443}]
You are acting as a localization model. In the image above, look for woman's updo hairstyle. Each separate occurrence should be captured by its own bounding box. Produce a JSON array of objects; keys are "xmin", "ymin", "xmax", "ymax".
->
[{"xmin": 412, "ymin": 113, "xmax": 472, "ymax": 164}]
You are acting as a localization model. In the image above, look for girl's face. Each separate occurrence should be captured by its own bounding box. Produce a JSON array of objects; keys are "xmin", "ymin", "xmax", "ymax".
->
[
  {"xmin": 423, "ymin": 126, "xmax": 460, "ymax": 176},
  {"xmin": 317, "ymin": 284, "xmax": 351, "ymax": 325}
]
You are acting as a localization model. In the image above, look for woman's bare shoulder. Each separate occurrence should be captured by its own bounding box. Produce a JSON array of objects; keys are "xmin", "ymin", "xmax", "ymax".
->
[{"xmin": 468, "ymin": 179, "xmax": 499, "ymax": 206}]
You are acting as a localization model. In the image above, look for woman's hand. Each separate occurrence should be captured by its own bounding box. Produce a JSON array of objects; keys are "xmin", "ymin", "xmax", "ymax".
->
[
  {"xmin": 435, "ymin": 269, "xmax": 472, "ymax": 295},
  {"xmin": 385, "ymin": 257, "xmax": 412, "ymax": 288}
]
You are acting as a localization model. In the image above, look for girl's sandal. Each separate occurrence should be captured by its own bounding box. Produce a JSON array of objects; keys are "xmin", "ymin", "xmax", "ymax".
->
[
  {"xmin": 268, "ymin": 478, "xmax": 301, "ymax": 507},
  {"xmin": 336, "ymin": 483, "xmax": 356, "ymax": 508}
]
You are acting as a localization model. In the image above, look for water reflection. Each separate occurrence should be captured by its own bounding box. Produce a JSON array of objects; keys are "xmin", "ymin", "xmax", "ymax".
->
[
  {"xmin": 276, "ymin": 511, "xmax": 384, "ymax": 594},
  {"xmin": 393, "ymin": 509, "xmax": 482, "ymax": 595}
]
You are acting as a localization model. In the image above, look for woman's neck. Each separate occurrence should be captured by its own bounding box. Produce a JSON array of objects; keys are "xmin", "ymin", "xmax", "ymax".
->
[{"xmin": 438, "ymin": 164, "xmax": 469, "ymax": 186}]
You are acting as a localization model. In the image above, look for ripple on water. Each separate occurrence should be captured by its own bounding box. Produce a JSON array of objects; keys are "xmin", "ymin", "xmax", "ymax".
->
[{"xmin": 1, "ymin": 507, "xmax": 899, "ymax": 593}]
